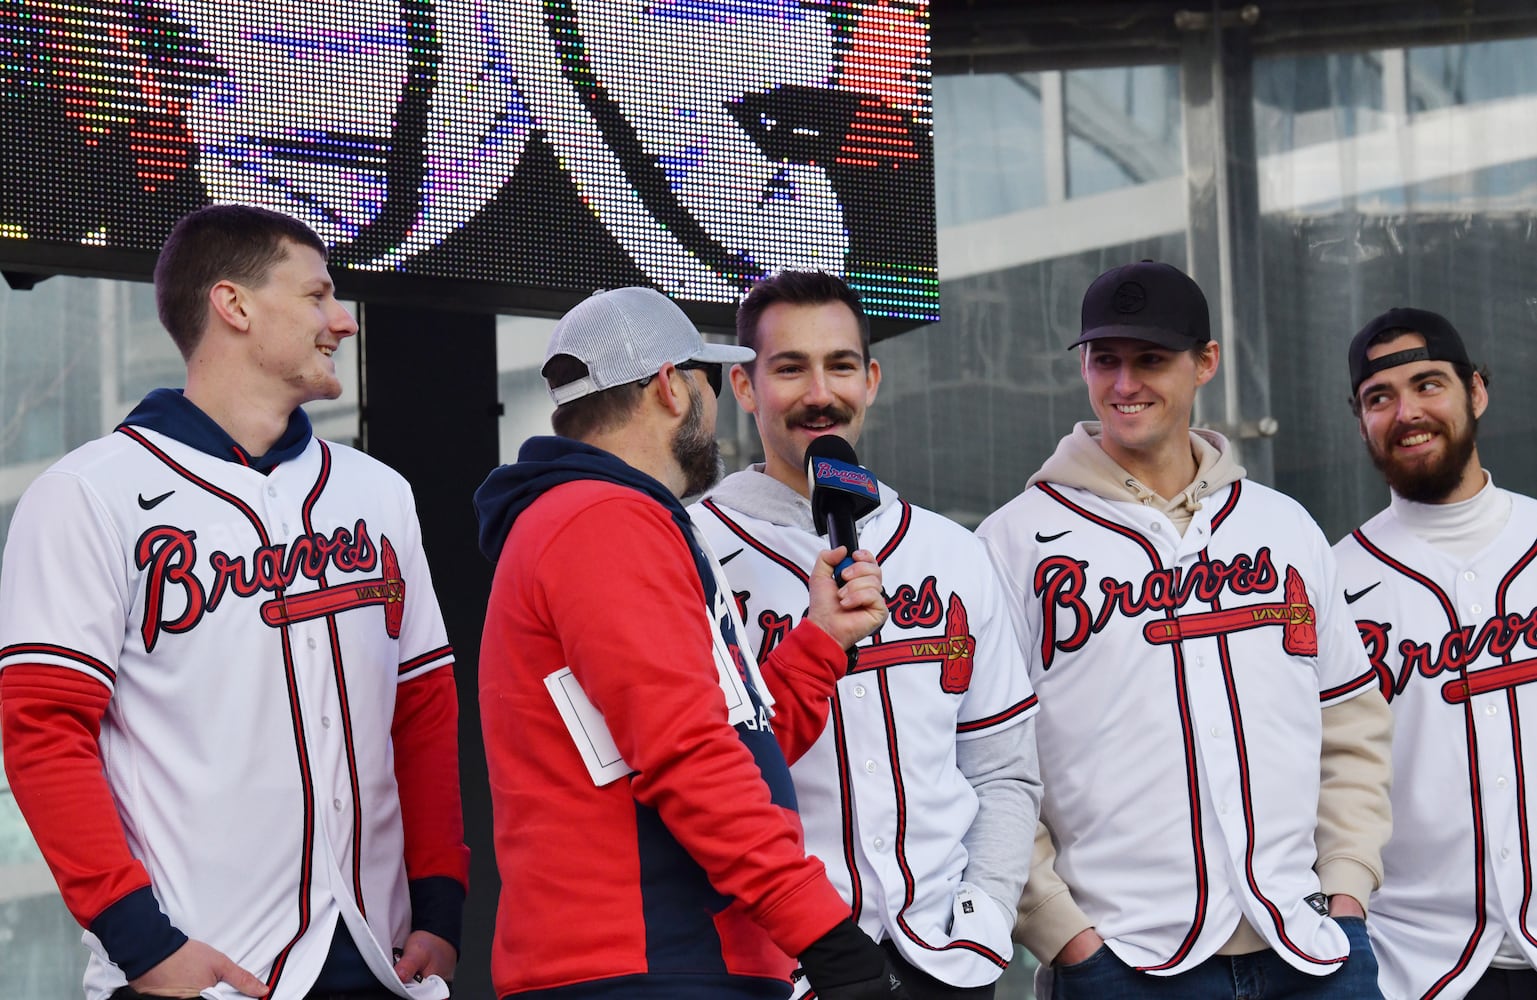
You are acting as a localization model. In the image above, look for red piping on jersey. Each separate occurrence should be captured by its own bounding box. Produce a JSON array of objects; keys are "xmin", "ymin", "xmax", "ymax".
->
[
  {"xmin": 1319, "ymin": 669, "xmax": 1379, "ymax": 703},
  {"xmin": 874, "ymin": 501, "xmax": 912, "ymax": 563},
  {"xmin": 299, "ymin": 443, "xmax": 369, "ymax": 916},
  {"xmin": 1206, "ymin": 563, "xmax": 1345, "ymax": 968},
  {"xmin": 883, "ymin": 667, "xmax": 1009, "ymax": 968},
  {"xmin": 118, "ymin": 425, "xmax": 316, "ymax": 995},
  {"xmin": 957, "ymin": 694, "xmax": 1038, "ymax": 734},
  {"xmin": 1035, "ymin": 482, "xmax": 1210, "ymax": 971},
  {"xmin": 399, "ymin": 645, "xmax": 453, "ymax": 675},
  {"xmin": 1208, "ymin": 482, "xmax": 1242, "ymax": 532},
  {"xmin": 1353, "ymin": 527, "xmax": 1485, "ymax": 996},
  {"xmin": 1494, "ymin": 540, "xmax": 1537, "ymax": 950},
  {"xmin": 828, "ymin": 688, "xmax": 864, "ymax": 923},
  {"xmin": 0, "ymin": 643, "xmax": 115, "ymax": 684},
  {"xmin": 699, "ymin": 499, "xmax": 809, "ymax": 584}
]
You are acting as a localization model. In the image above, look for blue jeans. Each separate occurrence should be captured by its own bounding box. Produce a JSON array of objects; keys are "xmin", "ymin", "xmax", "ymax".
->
[{"xmin": 1049, "ymin": 917, "xmax": 1381, "ymax": 999}]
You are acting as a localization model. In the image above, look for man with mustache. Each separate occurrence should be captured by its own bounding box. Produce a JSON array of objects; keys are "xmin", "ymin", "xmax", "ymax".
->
[
  {"xmin": 691, "ymin": 270, "xmax": 1042, "ymax": 998},
  {"xmin": 1334, "ymin": 308, "xmax": 1536, "ymax": 999},
  {"xmin": 473, "ymin": 286, "xmax": 910, "ymax": 999}
]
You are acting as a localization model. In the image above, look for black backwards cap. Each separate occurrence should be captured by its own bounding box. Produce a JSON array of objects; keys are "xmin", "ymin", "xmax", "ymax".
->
[
  {"xmin": 1070, "ymin": 260, "xmax": 1211, "ymax": 351},
  {"xmin": 1348, "ymin": 307, "xmax": 1473, "ymax": 396}
]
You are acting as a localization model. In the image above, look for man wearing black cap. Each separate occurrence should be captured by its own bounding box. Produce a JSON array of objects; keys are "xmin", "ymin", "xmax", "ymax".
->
[
  {"xmin": 978, "ymin": 261, "xmax": 1393, "ymax": 998},
  {"xmin": 1334, "ymin": 309, "xmax": 1536, "ymax": 999},
  {"xmin": 473, "ymin": 287, "xmax": 911, "ymax": 1000}
]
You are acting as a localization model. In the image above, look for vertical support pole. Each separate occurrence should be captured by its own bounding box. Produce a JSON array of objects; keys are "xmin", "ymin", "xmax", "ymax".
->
[
  {"xmin": 1179, "ymin": 3, "xmax": 1273, "ymax": 479},
  {"xmin": 359, "ymin": 305, "xmax": 501, "ymax": 999}
]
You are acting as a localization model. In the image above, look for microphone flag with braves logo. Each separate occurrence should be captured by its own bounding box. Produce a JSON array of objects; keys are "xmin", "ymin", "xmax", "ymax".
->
[{"xmin": 804, "ymin": 436, "xmax": 880, "ymax": 584}]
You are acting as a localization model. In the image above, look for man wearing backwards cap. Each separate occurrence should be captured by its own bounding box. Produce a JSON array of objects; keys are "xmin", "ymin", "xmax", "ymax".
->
[
  {"xmin": 1333, "ymin": 309, "xmax": 1537, "ymax": 999},
  {"xmin": 473, "ymin": 287, "xmax": 910, "ymax": 999},
  {"xmin": 978, "ymin": 261, "xmax": 1392, "ymax": 998}
]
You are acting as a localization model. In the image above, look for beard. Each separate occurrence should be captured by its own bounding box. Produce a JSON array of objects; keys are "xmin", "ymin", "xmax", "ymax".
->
[
  {"xmin": 1366, "ymin": 397, "xmax": 1479, "ymax": 504},
  {"xmin": 673, "ymin": 379, "xmax": 723, "ymax": 499}
]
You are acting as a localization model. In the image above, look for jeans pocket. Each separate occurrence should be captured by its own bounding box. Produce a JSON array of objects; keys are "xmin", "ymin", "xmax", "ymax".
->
[{"xmin": 1056, "ymin": 943, "xmax": 1112, "ymax": 975}]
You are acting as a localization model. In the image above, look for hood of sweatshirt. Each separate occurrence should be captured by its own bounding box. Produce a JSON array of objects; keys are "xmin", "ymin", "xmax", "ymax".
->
[
  {"xmin": 473, "ymin": 435, "xmax": 689, "ymax": 562},
  {"xmin": 1027, "ymin": 421, "xmax": 1245, "ymax": 517},
  {"xmin": 119, "ymin": 387, "xmax": 312, "ymax": 473},
  {"xmin": 702, "ymin": 464, "xmax": 900, "ymax": 534}
]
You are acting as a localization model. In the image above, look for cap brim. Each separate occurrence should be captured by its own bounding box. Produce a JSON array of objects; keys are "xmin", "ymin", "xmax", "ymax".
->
[
  {"xmin": 689, "ymin": 343, "xmax": 757, "ymax": 365},
  {"xmin": 1068, "ymin": 325, "xmax": 1202, "ymax": 351}
]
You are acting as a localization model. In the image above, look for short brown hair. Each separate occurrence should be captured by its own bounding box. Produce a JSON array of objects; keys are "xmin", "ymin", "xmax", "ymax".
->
[
  {"xmin": 736, "ymin": 270, "xmax": 870, "ymax": 369},
  {"xmin": 546, "ymin": 354, "xmax": 647, "ymax": 440},
  {"xmin": 154, "ymin": 204, "xmax": 327, "ymax": 359}
]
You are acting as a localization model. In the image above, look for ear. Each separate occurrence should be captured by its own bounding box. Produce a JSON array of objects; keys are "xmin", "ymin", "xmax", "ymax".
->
[
  {"xmin": 651, "ymin": 363, "xmax": 691, "ymax": 419},
  {"xmin": 1194, "ymin": 341, "xmax": 1221, "ymax": 387},
  {"xmin": 864, "ymin": 357, "xmax": 882, "ymax": 407},
  {"xmin": 1470, "ymin": 371, "xmax": 1489, "ymax": 420},
  {"xmin": 206, "ymin": 279, "xmax": 251, "ymax": 332},
  {"xmin": 729, "ymin": 362, "xmax": 756, "ymax": 415}
]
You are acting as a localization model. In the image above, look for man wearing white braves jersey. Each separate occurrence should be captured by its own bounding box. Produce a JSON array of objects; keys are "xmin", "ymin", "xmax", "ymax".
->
[
  {"xmin": 977, "ymin": 260, "xmax": 1393, "ymax": 999},
  {"xmin": 1334, "ymin": 308, "xmax": 1537, "ymax": 1000},
  {"xmin": 690, "ymin": 270, "xmax": 1042, "ymax": 998},
  {"xmin": 0, "ymin": 205, "xmax": 468, "ymax": 1000}
]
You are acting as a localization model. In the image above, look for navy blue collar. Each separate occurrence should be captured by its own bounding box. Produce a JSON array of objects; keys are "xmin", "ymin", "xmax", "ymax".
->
[{"xmin": 118, "ymin": 388, "xmax": 313, "ymax": 474}]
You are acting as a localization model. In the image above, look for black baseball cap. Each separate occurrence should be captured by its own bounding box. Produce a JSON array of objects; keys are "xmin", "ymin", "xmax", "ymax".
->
[
  {"xmin": 1070, "ymin": 260, "xmax": 1211, "ymax": 351},
  {"xmin": 1348, "ymin": 307, "xmax": 1473, "ymax": 396}
]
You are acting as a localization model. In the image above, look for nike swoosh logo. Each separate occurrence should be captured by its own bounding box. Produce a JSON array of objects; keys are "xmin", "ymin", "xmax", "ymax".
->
[
  {"xmin": 138, "ymin": 490, "xmax": 175, "ymax": 510},
  {"xmin": 719, "ymin": 548, "xmax": 744, "ymax": 565},
  {"xmin": 1035, "ymin": 530, "xmax": 1072, "ymax": 543},
  {"xmin": 1344, "ymin": 581, "xmax": 1382, "ymax": 604}
]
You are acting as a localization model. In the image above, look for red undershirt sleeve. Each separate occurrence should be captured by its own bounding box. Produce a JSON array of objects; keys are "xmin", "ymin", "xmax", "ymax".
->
[
  {"xmin": 391, "ymin": 665, "xmax": 471, "ymax": 949},
  {"xmin": 0, "ymin": 663, "xmax": 186, "ymax": 977}
]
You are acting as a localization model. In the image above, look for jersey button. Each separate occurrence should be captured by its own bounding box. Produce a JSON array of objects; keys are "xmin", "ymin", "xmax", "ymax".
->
[
  {"xmin": 1487, "ymin": 704, "xmax": 1500, "ymax": 716},
  {"xmin": 1502, "ymin": 848, "xmax": 1512, "ymax": 861},
  {"xmin": 853, "ymin": 684, "xmax": 866, "ymax": 698},
  {"xmin": 1465, "ymin": 571, "xmax": 1477, "ymax": 582},
  {"xmin": 267, "ymin": 486, "xmax": 277, "ymax": 497},
  {"xmin": 1497, "ymin": 776, "xmax": 1509, "ymax": 788},
  {"xmin": 1470, "ymin": 604, "xmax": 1483, "ymax": 616},
  {"xmin": 864, "ymin": 760, "xmax": 877, "ymax": 773},
  {"xmin": 873, "ymin": 837, "xmax": 886, "ymax": 851},
  {"xmin": 307, "ymin": 637, "xmax": 318, "ymax": 649},
  {"xmin": 332, "ymin": 798, "xmax": 343, "ymax": 811},
  {"xmin": 322, "ymin": 716, "xmax": 332, "ymax": 729}
]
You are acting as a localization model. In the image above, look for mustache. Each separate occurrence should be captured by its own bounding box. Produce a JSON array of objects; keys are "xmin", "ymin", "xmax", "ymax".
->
[{"xmin": 786, "ymin": 404, "xmax": 854, "ymax": 427}]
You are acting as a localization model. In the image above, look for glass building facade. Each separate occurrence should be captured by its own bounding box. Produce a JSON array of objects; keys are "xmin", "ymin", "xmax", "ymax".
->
[{"xmin": 5, "ymin": 6, "xmax": 1537, "ymax": 997}]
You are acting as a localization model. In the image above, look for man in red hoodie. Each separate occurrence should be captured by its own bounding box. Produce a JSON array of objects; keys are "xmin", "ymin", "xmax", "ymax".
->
[{"xmin": 474, "ymin": 286, "xmax": 910, "ymax": 1000}]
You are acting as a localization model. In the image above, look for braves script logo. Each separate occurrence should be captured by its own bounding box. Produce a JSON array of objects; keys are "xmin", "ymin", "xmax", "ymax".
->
[
  {"xmin": 1357, "ymin": 609, "xmax": 1537, "ymax": 704},
  {"xmin": 813, "ymin": 460, "xmax": 878, "ymax": 497},
  {"xmin": 1031, "ymin": 547, "xmax": 1319, "ymax": 669},
  {"xmin": 745, "ymin": 582, "xmax": 976, "ymax": 694},
  {"xmin": 135, "ymin": 520, "xmax": 398, "ymax": 651}
]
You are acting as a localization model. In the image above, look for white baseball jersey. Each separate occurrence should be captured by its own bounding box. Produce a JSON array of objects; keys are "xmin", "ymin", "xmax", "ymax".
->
[
  {"xmin": 978, "ymin": 479, "xmax": 1378, "ymax": 977},
  {"xmin": 1335, "ymin": 490, "xmax": 1537, "ymax": 999},
  {"xmin": 693, "ymin": 480, "xmax": 1038, "ymax": 987},
  {"xmin": 0, "ymin": 424, "xmax": 453, "ymax": 1000}
]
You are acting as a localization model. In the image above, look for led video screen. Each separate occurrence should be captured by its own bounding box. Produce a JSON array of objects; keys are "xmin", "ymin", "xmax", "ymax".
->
[{"xmin": 1, "ymin": 1, "xmax": 937, "ymax": 327}]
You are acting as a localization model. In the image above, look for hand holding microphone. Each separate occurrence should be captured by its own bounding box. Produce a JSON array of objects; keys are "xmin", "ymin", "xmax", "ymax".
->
[
  {"xmin": 805, "ymin": 436, "xmax": 881, "ymax": 584},
  {"xmin": 803, "ymin": 437, "xmax": 887, "ymax": 656}
]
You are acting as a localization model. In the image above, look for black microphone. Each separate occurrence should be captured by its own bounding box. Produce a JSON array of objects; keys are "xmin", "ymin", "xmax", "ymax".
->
[{"xmin": 804, "ymin": 436, "xmax": 880, "ymax": 584}]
